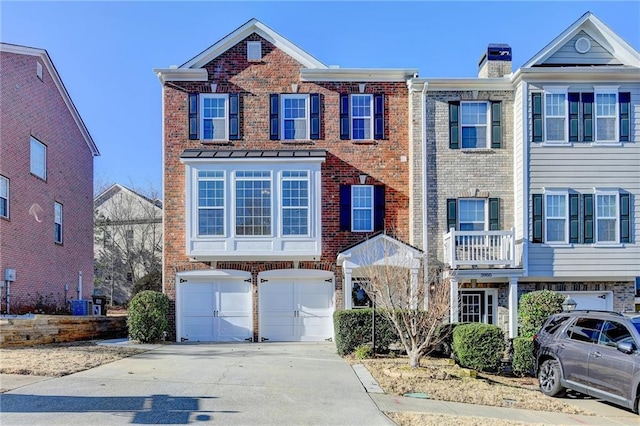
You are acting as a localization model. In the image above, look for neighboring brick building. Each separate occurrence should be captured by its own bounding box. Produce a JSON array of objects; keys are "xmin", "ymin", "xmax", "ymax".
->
[
  {"xmin": 155, "ymin": 19, "xmax": 418, "ymax": 342},
  {"xmin": 0, "ymin": 43, "xmax": 100, "ymax": 313}
]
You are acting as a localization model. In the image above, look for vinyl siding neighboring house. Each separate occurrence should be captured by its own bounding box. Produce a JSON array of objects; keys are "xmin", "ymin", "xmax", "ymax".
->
[{"xmin": 0, "ymin": 43, "xmax": 99, "ymax": 313}]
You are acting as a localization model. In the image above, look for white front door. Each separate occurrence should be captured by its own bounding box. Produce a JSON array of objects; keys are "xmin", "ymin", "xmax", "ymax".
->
[
  {"xmin": 180, "ymin": 280, "xmax": 252, "ymax": 342},
  {"xmin": 259, "ymin": 275, "xmax": 334, "ymax": 342}
]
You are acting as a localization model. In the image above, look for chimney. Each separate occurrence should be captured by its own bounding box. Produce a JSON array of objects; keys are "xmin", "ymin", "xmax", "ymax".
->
[{"xmin": 478, "ymin": 44, "xmax": 512, "ymax": 78}]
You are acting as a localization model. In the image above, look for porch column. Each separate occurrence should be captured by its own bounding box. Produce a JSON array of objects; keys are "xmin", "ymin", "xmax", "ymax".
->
[
  {"xmin": 343, "ymin": 268, "xmax": 353, "ymax": 310},
  {"xmin": 508, "ymin": 277, "xmax": 518, "ymax": 338},
  {"xmin": 411, "ymin": 267, "xmax": 419, "ymax": 309},
  {"xmin": 449, "ymin": 278, "xmax": 459, "ymax": 323}
]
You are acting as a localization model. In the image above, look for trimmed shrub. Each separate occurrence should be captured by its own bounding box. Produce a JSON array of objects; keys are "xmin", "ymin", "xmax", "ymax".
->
[
  {"xmin": 452, "ymin": 323, "xmax": 505, "ymax": 372},
  {"xmin": 518, "ymin": 290, "xmax": 565, "ymax": 337},
  {"xmin": 354, "ymin": 344, "xmax": 373, "ymax": 360},
  {"xmin": 511, "ymin": 336, "xmax": 535, "ymax": 376},
  {"xmin": 127, "ymin": 290, "xmax": 169, "ymax": 343},
  {"xmin": 333, "ymin": 309, "xmax": 398, "ymax": 356}
]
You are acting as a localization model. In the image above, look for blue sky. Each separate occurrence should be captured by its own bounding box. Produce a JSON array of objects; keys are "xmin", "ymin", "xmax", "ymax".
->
[{"xmin": 2, "ymin": 1, "xmax": 638, "ymax": 195}]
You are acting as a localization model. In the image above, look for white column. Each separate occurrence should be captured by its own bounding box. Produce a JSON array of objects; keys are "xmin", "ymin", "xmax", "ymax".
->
[
  {"xmin": 508, "ymin": 277, "xmax": 518, "ymax": 338},
  {"xmin": 411, "ymin": 267, "xmax": 419, "ymax": 309},
  {"xmin": 344, "ymin": 268, "xmax": 352, "ymax": 310},
  {"xmin": 450, "ymin": 278, "xmax": 459, "ymax": 323}
]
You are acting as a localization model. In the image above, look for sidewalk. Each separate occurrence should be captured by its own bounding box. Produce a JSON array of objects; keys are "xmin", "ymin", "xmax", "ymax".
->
[{"xmin": 352, "ymin": 363, "xmax": 639, "ymax": 426}]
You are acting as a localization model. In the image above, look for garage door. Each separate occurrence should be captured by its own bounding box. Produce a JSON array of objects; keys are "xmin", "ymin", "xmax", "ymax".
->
[
  {"xmin": 259, "ymin": 272, "xmax": 334, "ymax": 342},
  {"xmin": 178, "ymin": 275, "xmax": 252, "ymax": 342},
  {"xmin": 561, "ymin": 291, "xmax": 613, "ymax": 311}
]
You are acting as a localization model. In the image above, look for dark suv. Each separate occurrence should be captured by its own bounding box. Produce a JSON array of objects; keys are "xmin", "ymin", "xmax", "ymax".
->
[{"xmin": 533, "ymin": 310, "xmax": 640, "ymax": 414}]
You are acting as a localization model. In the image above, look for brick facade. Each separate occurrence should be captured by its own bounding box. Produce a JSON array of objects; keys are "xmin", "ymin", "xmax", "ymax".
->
[{"xmin": 0, "ymin": 48, "xmax": 96, "ymax": 312}]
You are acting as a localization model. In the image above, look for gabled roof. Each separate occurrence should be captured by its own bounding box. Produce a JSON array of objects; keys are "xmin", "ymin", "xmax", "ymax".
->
[
  {"xmin": 182, "ymin": 18, "xmax": 327, "ymax": 70},
  {"xmin": 0, "ymin": 43, "xmax": 100, "ymax": 156},
  {"xmin": 337, "ymin": 233, "xmax": 423, "ymax": 271},
  {"xmin": 522, "ymin": 11, "xmax": 640, "ymax": 68},
  {"xmin": 94, "ymin": 183, "xmax": 163, "ymax": 209}
]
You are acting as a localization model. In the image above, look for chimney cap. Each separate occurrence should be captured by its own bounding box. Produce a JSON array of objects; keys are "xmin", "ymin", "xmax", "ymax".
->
[{"xmin": 479, "ymin": 43, "xmax": 512, "ymax": 66}]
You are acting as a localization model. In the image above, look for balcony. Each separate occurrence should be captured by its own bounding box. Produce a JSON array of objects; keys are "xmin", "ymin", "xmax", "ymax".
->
[{"xmin": 443, "ymin": 227, "xmax": 517, "ymax": 269}]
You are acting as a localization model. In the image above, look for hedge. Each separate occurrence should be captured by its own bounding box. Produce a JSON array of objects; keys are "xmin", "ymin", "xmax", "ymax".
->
[
  {"xmin": 333, "ymin": 309, "xmax": 398, "ymax": 356},
  {"xmin": 452, "ymin": 323, "xmax": 505, "ymax": 372},
  {"xmin": 511, "ymin": 336, "xmax": 535, "ymax": 377}
]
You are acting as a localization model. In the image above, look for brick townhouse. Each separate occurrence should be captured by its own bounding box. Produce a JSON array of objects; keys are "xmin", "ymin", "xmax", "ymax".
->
[
  {"xmin": 155, "ymin": 19, "xmax": 419, "ymax": 342},
  {"xmin": 0, "ymin": 43, "xmax": 100, "ymax": 313}
]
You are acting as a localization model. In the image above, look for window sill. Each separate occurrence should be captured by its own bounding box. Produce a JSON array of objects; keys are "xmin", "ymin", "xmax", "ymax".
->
[
  {"xmin": 591, "ymin": 142, "xmax": 623, "ymax": 147},
  {"xmin": 542, "ymin": 243, "xmax": 573, "ymax": 248},
  {"xmin": 201, "ymin": 140, "xmax": 234, "ymax": 146},
  {"xmin": 591, "ymin": 243, "xmax": 624, "ymax": 248},
  {"xmin": 280, "ymin": 140, "xmax": 316, "ymax": 145},
  {"xmin": 540, "ymin": 142, "xmax": 572, "ymax": 147},
  {"xmin": 460, "ymin": 148, "xmax": 494, "ymax": 153},
  {"xmin": 351, "ymin": 140, "xmax": 378, "ymax": 145}
]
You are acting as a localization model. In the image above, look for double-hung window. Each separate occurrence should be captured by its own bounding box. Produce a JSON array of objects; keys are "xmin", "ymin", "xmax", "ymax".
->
[
  {"xmin": 594, "ymin": 88, "xmax": 617, "ymax": 143},
  {"xmin": 201, "ymin": 94, "xmax": 228, "ymax": 141},
  {"xmin": 270, "ymin": 93, "xmax": 321, "ymax": 141},
  {"xmin": 30, "ymin": 137, "xmax": 47, "ymax": 179},
  {"xmin": 282, "ymin": 95, "xmax": 309, "ymax": 140},
  {"xmin": 340, "ymin": 94, "xmax": 385, "ymax": 140},
  {"xmin": 545, "ymin": 193, "xmax": 568, "ymax": 243},
  {"xmin": 235, "ymin": 171, "xmax": 272, "ymax": 236},
  {"xmin": 351, "ymin": 94, "xmax": 373, "ymax": 140},
  {"xmin": 545, "ymin": 90, "xmax": 567, "ymax": 143},
  {"xmin": 461, "ymin": 102, "xmax": 489, "ymax": 149},
  {"xmin": 595, "ymin": 191, "xmax": 618, "ymax": 243},
  {"xmin": 54, "ymin": 202, "xmax": 63, "ymax": 244},
  {"xmin": 0, "ymin": 175, "xmax": 8, "ymax": 219},
  {"xmin": 198, "ymin": 171, "xmax": 225, "ymax": 236},
  {"xmin": 281, "ymin": 171, "xmax": 309, "ymax": 236},
  {"xmin": 352, "ymin": 185, "xmax": 374, "ymax": 232},
  {"xmin": 458, "ymin": 199, "xmax": 486, "ymax": 231}
]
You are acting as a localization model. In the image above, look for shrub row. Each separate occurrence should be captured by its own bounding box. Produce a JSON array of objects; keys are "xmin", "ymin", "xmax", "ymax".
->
[{"xmin": 333, "ymin": 309, "xmax": 398, "ymax": 356}]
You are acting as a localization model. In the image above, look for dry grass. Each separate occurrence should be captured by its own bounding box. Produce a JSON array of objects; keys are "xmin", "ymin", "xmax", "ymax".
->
[
  {"xmin": 0, "ymin": 341, "xmax": 147, "ymax": 378},
  {"xmin": 357, "ymin": 356, "xmax": 595, "ymax": 416},
  {"xmin": 386, "ymin": 412, "xmax": 544, "ymax": 426}
]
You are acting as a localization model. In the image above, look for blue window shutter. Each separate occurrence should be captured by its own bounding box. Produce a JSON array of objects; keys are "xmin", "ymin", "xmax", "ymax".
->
[
  {"xmin": 310, "ymin": 93, "xmax": 322, "ymax": 140},
  {"xmin": 489, "ymin": 198, "xmax": 500, "ymax": 231},
  {"xmin": 340, "ymin": 185, "xmax": 351, "ymax": 231},
  {"xmin": 374, "ymin": 186, "xmax": 385, "ymax": 231},
  {"xmin": 188, "ymin": 92, "xmax": 198, "ymax": 140},
  {"xmin": 619, "ymin": 92, "xmax": 630, "ymax": 142},
  {"xmin": 532, "ymin": 93, "xmax": 543, "ymax": 142},
  {"xmin": 569, "ymin": 193, "xmax": 579, "ymax": 243},
  {"xmin": 449, "ymin": 102, "xmax": 460, "ymax": 149},
  {"xmin": 446, "ymin": 199, "xmax": 457, "ymax": 231},
  {"xmin": 620, "ymin": 193, "xmax": 630, "ymax": 243},
  {"xmin": 582, "ymin": 93, "xmax": 593, "ymax": 142},
  {"xmin": 568, "ymin": 93, "xmax": 579, "ymax": 142},
  {"xmin": 374, "ymin": 94, "xmax": 385, "ymax": 140},
  {"xmin": 583, "ymin": 194, "xmax": 594, "ymax": 244},
  {"xmin": 340, "ymin": 94, "xmax": 350, "ymax": 140},
  {"xmin": 532, "ymin": 194, "xmax": 543, "ymax": 243},
  {"xmin": 229, "ymin": 93, "xmax": 240, "ymax": 140},
  {"xmin": 269, "ymin": 94, "xmax": 279, "ymax": 140},
  {"xmin": 491, "ymin": 102, "xmax": 502, "ymax": 148}
]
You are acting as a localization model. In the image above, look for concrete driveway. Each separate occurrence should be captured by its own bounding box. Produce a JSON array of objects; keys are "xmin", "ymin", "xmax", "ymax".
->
[{"xmin": 0, "ymin": 342, "xmax": 393, "ymax": 425}]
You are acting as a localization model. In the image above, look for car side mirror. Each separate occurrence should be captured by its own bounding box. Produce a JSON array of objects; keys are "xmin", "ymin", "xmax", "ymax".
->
[{"xmin": 616, "ymin": 341, "xmax": 636, "ymax": 355}]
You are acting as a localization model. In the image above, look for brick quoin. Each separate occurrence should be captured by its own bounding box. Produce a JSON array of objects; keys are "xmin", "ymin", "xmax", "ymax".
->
[
  {"xmin": 0, "ymin": 49, "xmax": 96, "ymax": 311},
  {"xmin": 161, "ymin": 34, "xmax": 411, "ymax": 339}
]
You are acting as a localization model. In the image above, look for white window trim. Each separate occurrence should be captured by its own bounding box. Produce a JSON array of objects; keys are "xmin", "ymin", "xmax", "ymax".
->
[
  {"xmin": 280, "ymin": 171, "xmax": 310, "ymax": 237},
  {"xmin": 542, "ymin": 87, "xmax": 569, "ymax": 144},
  {"xmin": 54, "ymin": 202, "xmax": 63, "ymax": 244},
  {"xmin": 350, "ymin": 94, "xmax": 373, "ymax": 141},
  {"xmin": 351, "ymin": 185, "xmax": 374, "ymax": 233},
  {"xmin": 460, "ymin": 101, "xmax": 490, "ymax": 149},
  {"xmin": 197, "ymin": 171, "xmax": 226, "ymax": 237},
  {"xmin": 593, "ymin": 86, "xmax": 619, "ymax": 145},
  {"xmin": 457, "ymin": 198, "xmax": 488, "ymax": 231},
  {"xmin": 458, "ymin": 289, "xmax": 497, "ymax": 325},
  {"xmin": 200, "ymin": 94, "xmax": 229, "ymax": 141},
  {"xmin": 543, "ymin": 189, "xmax": 569, "ymax": 244},
  {"xmin": 280, "ymin": 94, "xmax": 309, "ymax": 141},
  {"xmin": 30, "ymin": 137, "xmax": 47, "ymax": 180},
  {"xmin": 234, "ymin": 170, "xmax": 274, "ymax": 238},
  {"xmin": 594, "ymin": 189, "xmax": 620, "ymax": 245},
  {"xmin": 0, "ymin": 175, "xmax": 8, "ymax": 219}
]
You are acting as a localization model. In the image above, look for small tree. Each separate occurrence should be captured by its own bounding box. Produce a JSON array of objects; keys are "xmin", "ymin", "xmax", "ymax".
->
[
  {"xmin": 127, "ymin": 290, "xmax": 169, "ymax": 343},
  {"xmin": 354, "ymin": 234, "xmax": 450, "ymax": 368},
  {"xmin": 518, "ymin": 290, "xmax": 565, "ymax": 336}
]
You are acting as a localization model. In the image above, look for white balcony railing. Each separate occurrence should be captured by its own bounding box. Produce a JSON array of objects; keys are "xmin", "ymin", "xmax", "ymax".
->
[{"xmin": 443, "ymin": 227, "xmax": 517, "ymax": 269}]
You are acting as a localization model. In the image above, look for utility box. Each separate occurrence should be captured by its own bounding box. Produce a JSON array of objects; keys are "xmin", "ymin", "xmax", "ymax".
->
[
  {"xmin": 92, "ymin": 296, "xmax": 107, "ymax": 315},
  {"xmin": 71, "ymin": 300, "xmax": 93, "ymax": 316}
]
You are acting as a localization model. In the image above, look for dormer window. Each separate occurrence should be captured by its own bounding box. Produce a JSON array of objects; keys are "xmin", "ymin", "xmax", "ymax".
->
[{"xmin": 247, "ymin": 41, "xmax": 262, "ymax": 61}]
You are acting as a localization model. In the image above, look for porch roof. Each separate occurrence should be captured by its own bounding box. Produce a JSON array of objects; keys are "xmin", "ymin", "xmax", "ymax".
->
[{"xmin": 337, "ymin": 233, "xmax": 423, "ymax": 272}]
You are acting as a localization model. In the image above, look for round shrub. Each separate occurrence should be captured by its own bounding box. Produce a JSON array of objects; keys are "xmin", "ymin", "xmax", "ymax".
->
[
  {"xmin": 452, "ymin": 323, "xmax": 505, "ymax": 372},
  {"xmin": 518, "ymin": 290, "xmax": 564, "ymax": 337},
  {"xmin": 127, "ymin": 290, "xmax": 169, "ymax": 343},
  {"xmin": 511, "ymin": 336, "xmax": 535, "ymax": 377}
]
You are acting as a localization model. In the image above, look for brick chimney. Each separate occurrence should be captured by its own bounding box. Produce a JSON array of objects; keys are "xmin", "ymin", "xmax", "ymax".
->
[{"xmin": 478, "ymin": 44, "xmax": 512, "ymax": 78}]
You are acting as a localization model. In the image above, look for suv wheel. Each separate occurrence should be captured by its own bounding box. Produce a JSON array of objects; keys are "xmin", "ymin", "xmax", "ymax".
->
[{"xmin": 538, "ymin": 359, "xmax": 565, "ymax": 397}]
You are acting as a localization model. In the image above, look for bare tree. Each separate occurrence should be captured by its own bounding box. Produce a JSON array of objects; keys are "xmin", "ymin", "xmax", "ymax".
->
[
  {"xmin": 94, "ymin": 183, "xmax": 162, "ymax": 305},
  {"xmin": 355, "ymin": 235, "xmax": 451, "ymax": 368}
]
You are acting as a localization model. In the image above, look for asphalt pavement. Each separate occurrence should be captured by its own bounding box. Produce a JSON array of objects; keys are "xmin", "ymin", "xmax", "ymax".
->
[{"xmin": 1, "ymin": 340, "xmax": 638, "ymax": 425}]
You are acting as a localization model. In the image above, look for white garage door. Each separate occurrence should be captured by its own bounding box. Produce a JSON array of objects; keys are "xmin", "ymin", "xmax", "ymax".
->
[
  {"xmin": 561, "ymin": 291, "xmax": 613, "ymax": 311},
  {"xmin": 179, "ymin": 278, "xmax": 252, "ymax": 342},
  {"xmin": 259, "ymin": 273, "xmax": 334, "ymax": 342}
]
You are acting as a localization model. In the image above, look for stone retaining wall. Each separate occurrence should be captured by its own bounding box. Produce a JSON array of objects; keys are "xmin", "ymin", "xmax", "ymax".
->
[{"xmin": 0, "ymin": 315, "xmax": 128, "ymax": 348}]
